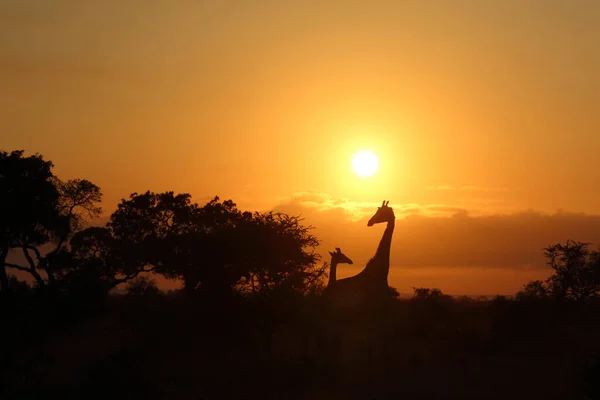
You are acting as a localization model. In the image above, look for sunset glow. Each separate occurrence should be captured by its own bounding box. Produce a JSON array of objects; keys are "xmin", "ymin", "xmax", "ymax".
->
[
  {"xmin": 2, "ymin": 1, "xmax": 600, "ymax": 296},
  {"xmin": 4, "ymin": 3, "xmax": 600, "ymax": 395}
]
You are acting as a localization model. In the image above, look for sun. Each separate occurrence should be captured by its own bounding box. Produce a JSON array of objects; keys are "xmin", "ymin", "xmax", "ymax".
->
[{"xmin": 352, "ymin": 150, "xmax": 379, "ymax": 177}]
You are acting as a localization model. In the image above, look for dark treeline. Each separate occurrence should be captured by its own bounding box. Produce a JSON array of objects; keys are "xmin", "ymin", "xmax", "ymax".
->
[{"xmin": 2, "ymin": 149, "xmax": 600, "ymax": 399}]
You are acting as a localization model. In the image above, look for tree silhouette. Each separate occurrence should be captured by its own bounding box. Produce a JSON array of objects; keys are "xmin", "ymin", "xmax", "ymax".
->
[
  {"xmin": 105, "ymin": 192, "xmax": 324, "ymax": 298},
  {"xmin": 63, "ymin": 226, "xmax": 152, "ymax": 292},
  {"xmin": 43, "ymin": 179, "xmax": 102, "ymax": 284},
  {"xmin": 232, "ymin": 212, "xmax": 323, "ymax": 297},
  {"xmin": 515, "ymin": 280, "xmax": 549, "ymax": 300},
  {"xmin": 0, "ymin": 150, "xmax": 103, "ymax": 291},
  {"xmin": 517, "ymin": 240, "xmax": 600, "ymax": 302},
  {"xmin": 412, "ymin": 287, "xmax": 448, "ymax": 300},
  {"xmin": 163, "ymin": 196, "xmax": 248, "ymax": 295},
  {"xmin": 1, "ymin": 150, "xmax": 59, "ymax": 289},
  {"xmin": 106, "ymin": 192, "xmax": 234, "ymax": 293},
  {"xmin": 125, "ymin": 276, "xmax": 161, "ymax": 297}
]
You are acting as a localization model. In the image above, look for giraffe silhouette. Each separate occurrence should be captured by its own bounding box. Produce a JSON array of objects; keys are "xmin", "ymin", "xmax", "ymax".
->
[
  {"xmin": 324, "ymin": 200, "xmax": 395, "ymax": 308},
  {"xmin": 302, "ymin": 247, "xmax": 353, "ymax": 361},
  {"xmin": 318, "ymin": 200, "xmax": 396, "ymax": 378},
  {"xmin": 326, "ymin": 247, "xmax": 353, "ymax": 289}
]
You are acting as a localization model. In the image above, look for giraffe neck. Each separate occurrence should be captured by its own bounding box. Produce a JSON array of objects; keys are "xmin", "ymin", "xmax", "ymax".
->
[
  {"xmin": 328, "ymin": 260, "xmax": 338, "ymax": 287},
  {"xmin": 367, "ymin": 218, "xmax": 395, "ymax": 281}
]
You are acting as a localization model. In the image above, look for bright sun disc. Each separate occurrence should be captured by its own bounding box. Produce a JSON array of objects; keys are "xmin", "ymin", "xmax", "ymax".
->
[{"xmin": 352, "ymin": 150, "xmax": 379, "ymax": 177}]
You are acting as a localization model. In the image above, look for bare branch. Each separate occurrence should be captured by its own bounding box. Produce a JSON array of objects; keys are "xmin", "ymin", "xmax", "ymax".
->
[
  {"xmin": 21, "ymin": 248, "xmax": 46, "ymax": 285},
  {"xmin": 5, "ymin": 263, "xmax": 31, "ymax": 273},
  {"xmin": 113, "ymin": 266, "xmax": 157, "ymax": 286},
  {"xmin": 22, "ymin": 247, "xmax": 37, "ymax": 270},
  {"xmin": 24, "ymin": 246, "xmax": 43, "ymax": 263}
]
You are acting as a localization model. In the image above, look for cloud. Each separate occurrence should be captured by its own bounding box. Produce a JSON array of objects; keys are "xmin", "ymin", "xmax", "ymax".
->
[
  {"xmin": 275, "ymin": 192, "xmax": 469, "ymax": 222},
  {"xmin": 274, "ymin": 192, "xmax": 383, "ymax": 221},
  {"xmin": 422, "ymin": 205, "xmax": 469, "ymax": 215},
  {"xmin": 392, "ymin": 211, "xmax": 600, "ymax": 270},
  {"xmin": 426, "ymin": 185, "xmax": 456, "ymax": 191},
  {"xmin": 426, "ymin": 185, "xmax": 509, "ymax": 192},
  {"xmin": 272, "ymin": 192, "xmax": 600, "ymax": 273}
]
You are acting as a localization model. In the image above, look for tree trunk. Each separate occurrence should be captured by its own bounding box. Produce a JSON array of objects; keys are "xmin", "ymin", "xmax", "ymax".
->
[{"xmin": 21, "ymin": 247, "xmax": 45, "ymax": 287}]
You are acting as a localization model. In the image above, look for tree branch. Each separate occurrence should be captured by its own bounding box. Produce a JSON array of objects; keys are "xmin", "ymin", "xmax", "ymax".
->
[
  {"xmin": 5, "ymin": 263, "xmax": 31, "ymax": 273},
  {"xmin": 21, "ymin": 248, "xmax": 46, "ymax": 285},
  {"xmin": 22, "ymin": 247, "xmax": 37, "ymax": 270},
  {"xmin": 24, "ymin": 245, "xmax": 43, "ymax": 263},
  {"xmin": 27, "ymin": 242, "xmax": 61, "ymax": 284},
  {"xmin": 113, "ymin": 266, "xmax": 157, "ymax": 286}
]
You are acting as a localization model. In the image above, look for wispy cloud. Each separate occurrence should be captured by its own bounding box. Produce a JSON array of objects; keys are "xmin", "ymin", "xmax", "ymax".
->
[
  {"xmin": 426, "ymin": 185, "xmax": 509, "ymax": 192},
  {"xmin": 274, "ymin": 192, "xmax": 471, "ymax": 221}
]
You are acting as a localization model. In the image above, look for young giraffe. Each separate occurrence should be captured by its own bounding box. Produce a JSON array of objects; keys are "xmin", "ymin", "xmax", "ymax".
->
[
  {"xmin": 324, "ymin": 200, "xmax": 395, "ymax": 309},
  {"xmin": 326, "ymin": 247, "xmax": 354, "ymax": 289},
  {"xmin": 303, "ymin": 247, "xmax": 353, "ymax": 361}
]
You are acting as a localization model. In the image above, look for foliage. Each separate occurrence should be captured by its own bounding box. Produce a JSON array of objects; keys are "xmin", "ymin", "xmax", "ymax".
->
[
  {"xmin": 388, "ymin": 286, "xmax": 400, "ymax": 299},
  {"xmin": 106, "ymin": 192, "xmax": 324, "ymax": 298},
  {"xmin": 233, "ymin": 212, "xmax": 323, "ymax": 296},
  {"xmin": 125, "ymin": 276, "xmax": 161, "ymax": 297},
  {"xmin": 56, "ymin": 178, "xmax": 103, "ymax": 235},
  {"xmin": 0, "ymin": 150, "xmax": 108, "ymax": 292},
  {"xmin": 0, "ymin": 150, "xmax": 64, "ymax": 289},
  {"xmin": 106, "ymin": 192, "xmax": 239, "ymax": 292},
  {"xmin": 66, "ymin": 227, "xmax": 131, "ymax": 289},
  {"xmin": 516, "ymin": 280, "xmax": 549, "ymax": 301},
  {"xmin": 518, "ymin": 240, "xmax": 600, "ymax": 302},
  {"xmin": 0, "ymin": 150, "xmax": 61, "ymax": 247},
  {"xmin": 412, "ymin": 287, "xmax": 449, "ymax": 300}
]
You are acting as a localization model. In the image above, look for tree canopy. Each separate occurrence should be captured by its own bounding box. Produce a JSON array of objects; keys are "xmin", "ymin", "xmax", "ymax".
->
[
  {"xmin": 1, "ymin": 150, "xmax": 325, "ymax": 299},
  {"xmin": 517, "ymin": 240, "xmax": 600, "ymax": 302},
  {"xmin": 105, "ymin": 192, "xmax": 324, "ymax": 298}
]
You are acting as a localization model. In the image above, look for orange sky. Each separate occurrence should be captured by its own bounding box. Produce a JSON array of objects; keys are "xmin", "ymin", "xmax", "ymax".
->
[{"xmin": 2, "ymin": 1, "xmax": 600, "ymax": 295}]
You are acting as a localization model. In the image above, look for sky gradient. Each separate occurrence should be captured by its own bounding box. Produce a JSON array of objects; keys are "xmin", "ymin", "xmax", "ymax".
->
[{"xmin": 2, "ymin": 0, "xmax": 600, "ymax": 295}]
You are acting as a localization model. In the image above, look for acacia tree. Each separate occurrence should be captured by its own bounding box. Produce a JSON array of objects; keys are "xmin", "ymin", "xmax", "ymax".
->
[
  {"xmin": 517, "ymin": 240, "xmax": 600, "ymax": 302},
  {"xmin": 106, "ymin": 192, "xmax": 325, "ymax": 297},
  {"xmin": 107, "ymin": 191, "xmax": 209, "ymax": 292},
  {"xmin": 160, "ymin": 196, "xmax": 247, "ymax": 294},
  {"xmin": 233, "ymin": 212, "xmax": 324, "ymax": 297},
  {"xmin": 64, "ymin": 226, "xmax": 138, "ymax": 290},
  {"xmin": 47, "ymin": 192, "xmax": 204, "ymax": 294},
  {"xmin": 0, "ymin": 150, "xmax": 102, "ymax": 290},
  {"xmin": 42, "ymin": 179, "xmax": 102, "ymax": 282},
  {"xmin": 0, "ymin": 150, "xmax": 60, "ymax": 290}
]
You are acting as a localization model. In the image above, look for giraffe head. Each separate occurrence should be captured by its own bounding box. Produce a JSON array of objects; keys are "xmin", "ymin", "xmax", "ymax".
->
[
  {"xmin": 329, "ymin": 247, "xmax": 353, "ymax": 265},
  {"xmin": 367, "ymin": 200, "xmax": 395, "ymax": 226}
]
